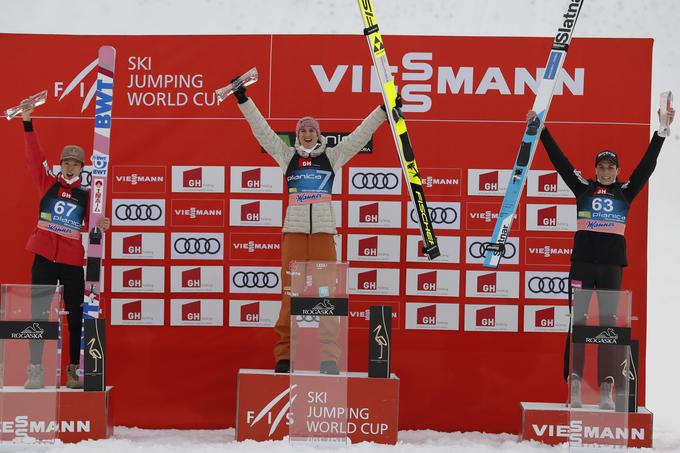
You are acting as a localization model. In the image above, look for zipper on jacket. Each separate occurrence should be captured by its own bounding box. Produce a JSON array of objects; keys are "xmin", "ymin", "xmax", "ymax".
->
[
  {"xmin": 54, "ymin": 235, "xmax": 59, "ymax": 262},
  {"xmin": 309, "ymin": 204, "xmax": 313, "ymax": 234}
]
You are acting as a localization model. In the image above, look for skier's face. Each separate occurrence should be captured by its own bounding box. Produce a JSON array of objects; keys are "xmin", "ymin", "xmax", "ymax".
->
[
  {"xmin": 298, "ymin": 126, "xmax": 319, "ymax": 150},
  {"xmin": 595, "ymin": 160, "xmax": 618, "ymax": 185},
  {"xmin": 60, "ymin": 158, "xmax": 84, "ymax": 181}
]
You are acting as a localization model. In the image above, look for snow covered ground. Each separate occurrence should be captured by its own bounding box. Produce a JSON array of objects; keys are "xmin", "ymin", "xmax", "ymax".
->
[{"xmin": 1, "ymin": 0, "xmax": 679, "ymax": 451}]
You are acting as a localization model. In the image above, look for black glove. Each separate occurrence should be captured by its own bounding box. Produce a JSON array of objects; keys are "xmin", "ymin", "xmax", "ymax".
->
[
  {"xmin": 380, "ymin": 94, "xmax": 403, "ymax": 122},
  {"xmin": 231, "ymin": 76, "xmax": 248, "ymax": 104}
]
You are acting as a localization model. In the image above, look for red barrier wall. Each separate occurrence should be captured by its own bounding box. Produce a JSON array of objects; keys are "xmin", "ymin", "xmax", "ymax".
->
[{"xmin": 0, "ymin": 34, "xmax": 652, "ymax": 433}]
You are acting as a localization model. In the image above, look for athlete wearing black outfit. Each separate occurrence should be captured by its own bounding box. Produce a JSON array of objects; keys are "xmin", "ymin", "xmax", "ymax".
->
[{"xmin": 529, "ymin": 106, "xmax": 674, "ymax": 408}]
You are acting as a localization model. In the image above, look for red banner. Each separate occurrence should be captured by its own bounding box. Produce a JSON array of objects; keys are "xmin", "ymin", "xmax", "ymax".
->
[{"xmin": 0, "ymin": 33, "xmax": 652, "ymax": 434}]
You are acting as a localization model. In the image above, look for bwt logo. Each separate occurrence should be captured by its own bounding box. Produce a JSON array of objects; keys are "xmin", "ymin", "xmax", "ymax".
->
[
  {"xmin": 182, "ymin": 267, "xmax": 201, "ymax": 288},
  {"xmin": 417, "ymin": 271, "xmax": 438, "ymax": 291},
  {"xmin": 476, "ymin": 306, "xmax": 496, "ymax": 327},
  {"xmin": 123, "ymin": 234, "xmax": 142, "ymax": 254},
  {"xmin": 538, "ymin": 206, "xmax": 558, "ymax": 226},
  {"xmin": 358, "ymin": 236, "xmax": 378, "ymax": 257},
  {"xmin": 123, "ymin": 268, "xmax": 143, "ymax": 288},
  {"xmin": 241, "ymin": 302, "xmax": 260, "ymax": 322},
  {"xmin": 479, "ymin": 171, "xmax": 499, "ymax": 191},
  {"xmin": 358, "ymin": 270, "xmax": 378, "ymax": 290},
  {"xmin": 241, "ymin": 201, "xmax": 261, "ymax": 222},
  {"xmin": 182, "ymin": 301, "xmax": 201, "ymax": 321},
  {"xmin": 359, "ymin": 203, "xmax": 379, "ymax": 223},
  {"xmin": 538, "ymin": 172, "xmax": 558, "ymax": 192},
  {"xmin": 123, "ymin": 300, "xmax": 142, "ymax": 320},
  {"xmin": 242, "ymin": 168, "xmax": 261, "ymax": 188},
  {"xmin": 477, "ymin": 272, "xmax": 497, "ymax": 293},
  {"xmin": 183, "ymin": 168, "xmax": 203, "ymax": 188},
  {"xmin": 417, "ymin": 304, "xmax": 437, "ymax": 325},
  {"xmin": 536, "ymin": 307, "xmax": 555, "ymax": 328}
]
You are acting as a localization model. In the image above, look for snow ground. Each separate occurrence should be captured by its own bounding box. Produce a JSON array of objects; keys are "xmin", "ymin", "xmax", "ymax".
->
[
  {"xmin": 2, "ymin": 426, "xmax": 680, "ymax": 453},
  {"xmin": 1, "ymin": 0, "xmax": 679, "ymax": 450}
]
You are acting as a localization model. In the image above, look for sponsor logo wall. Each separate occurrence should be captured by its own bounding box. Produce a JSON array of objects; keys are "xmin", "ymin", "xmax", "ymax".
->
[{"xmin": 0, "ymin": 34, "xmax": 651, "ymax": 436}]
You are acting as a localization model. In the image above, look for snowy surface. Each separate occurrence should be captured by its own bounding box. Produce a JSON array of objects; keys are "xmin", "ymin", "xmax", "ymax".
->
[
  {"xmin": 1, "ymin": 0, "xmax": 679, "ymax": 450},
  {"xmin": 2, "ymin": 426, "xmax": 680, "ymax": 453}
]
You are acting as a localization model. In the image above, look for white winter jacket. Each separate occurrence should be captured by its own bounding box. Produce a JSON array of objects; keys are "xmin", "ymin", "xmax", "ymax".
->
[{"xmin": 238, "ymin": 99, "xmax": 387, "ymax": 234}]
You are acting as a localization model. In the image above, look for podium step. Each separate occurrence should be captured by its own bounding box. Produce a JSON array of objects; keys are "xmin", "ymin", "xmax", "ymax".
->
[
  {"xmin": 0, "ymin": 386, "xmax": 114, "ymax": 443},
  {"xmin": 521, "ymin": 401, "xmax": 653, "ymax": 448},
  {"xmin": 236, "ymin": 369, "xmax": 399, "ymax": 444}
]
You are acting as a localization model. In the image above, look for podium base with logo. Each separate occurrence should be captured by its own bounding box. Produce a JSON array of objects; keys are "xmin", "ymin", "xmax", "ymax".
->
[
  {"xmin": 0, "ymin": 386, "xmax": 114, "ymax": 443},
  {"xmin": 236, "ymin": 369, "xmax": 399, "ymax": 444},
  {"xmin": 520, "ymin": 402, "xmax": 652, "ymax": 449}
]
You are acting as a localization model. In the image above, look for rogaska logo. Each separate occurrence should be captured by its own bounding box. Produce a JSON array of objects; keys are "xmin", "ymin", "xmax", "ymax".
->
[
  {"xmin": 301, "ymin": 299, "xmax": 336, "ymax": 316},
  {"xmin": 586, "ymin": 328, "xmax": 619, "ymax": 345},
  {"xmin": 11, "ymin": 323, "xmax": 45, "ymax": 340}
]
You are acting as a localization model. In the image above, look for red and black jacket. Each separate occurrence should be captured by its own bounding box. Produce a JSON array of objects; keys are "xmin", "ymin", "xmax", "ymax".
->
[{"xmin": 24, "ymin": 121, "xmax": 89, "ymax": 267}]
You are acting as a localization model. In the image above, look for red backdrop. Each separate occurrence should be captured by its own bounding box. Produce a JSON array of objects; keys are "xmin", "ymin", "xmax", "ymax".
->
[{"xmin": 0, "ymin": 34, "xmax": 652, "ymax": 434}]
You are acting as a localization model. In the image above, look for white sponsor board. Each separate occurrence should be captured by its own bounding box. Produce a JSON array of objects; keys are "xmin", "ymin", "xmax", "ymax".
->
[
  {"xmin": 170, "ymin": 299, "xmax": 224, "ymax": 326},
  {"xmin": 228, "ymin": 300, "xmax": 282, "ymax": 327},
  {"xmin": 229, "ymin": 266, "xmax": 282, "ymax": 294},
  {"xmin": 171, "ymin": 166, "xmax": 225, "ymax": 193},
  {"xmin": 464, "ymin": 304, "xmax": 518, "ymax": 332},
  {"xmin": 527, "ymin": 170, "xmax": 573, "ymax": 198},
  {"xmin": 348, "ymin": 167, "xmax": 402, "ymax": 195},
  {"xmin": 465, "ymin": 236, "xmax": 520, "ymax": 265},
  {"xmin": 407, "ymin": 201, "xmax": 460, "ymax": 230},
  {"xmin": 346, "ymin": 234, "xmax": 401, "ymax": 262},
  {"xmin": 467, "ymin": 169, "xmax": 512, "ymax": 196},
  {"xmin": 170, "ymin": 232, "xmax": 224, "ymax": 260},
  {"xmin": 111, "ymin": 232, "xmax": 164, "ymax": 259},
  {"xmin": 230, "ymin": 166, "xmax": 282, "ymax": 193},
  {"xmin": 465, "ymin": 271, "xmax": 520, "ymax": 299},
  {"xmin": 405, "ymin": 303, "xmax": 459, "ymax": 330},
  {"xmin": 406, "ymin": 235, "xmax": 460, "ymax": 263},
  {"xmin": 526, "ymin": 204, "xmax": 577, "ymax": 231},
  {"xmin": 170, "ymin": 266, "xmax": 224, "ymax": 293},
  {"xmin": 405, "ymin": 269, "xmax": 460, "ymax": 297},
  {"xmin": 111, "ymin": 298, "xmax": 164, "ymax": 326},
  {"xmin": 111, "ymin": 199, "xmax": 165, "ymax": 226},
  {"xmin": 111, "ymin": 266, "xmax": 165, "ymax": 293},
  {"xmin": 348, "ymin": 201, "xmax": 401, "ymax": 228},
  {"xmin": 524, "ymin": 271, "xmax": 570, "ymax": 300},
  {"xmin": 523, "ymin": 305, "xmax": 571, "ymax": 332},
  {"xmin": 348, "ymin": 268, "xmax": 400, "ymax": 296}
]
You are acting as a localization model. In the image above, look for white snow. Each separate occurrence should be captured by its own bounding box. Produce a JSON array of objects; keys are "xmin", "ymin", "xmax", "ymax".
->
[{"xmin": 1, "ymin": 0, "xmax": 679, "ymax": 451}]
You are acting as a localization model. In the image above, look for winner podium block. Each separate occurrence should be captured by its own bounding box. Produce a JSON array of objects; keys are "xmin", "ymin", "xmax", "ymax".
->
[{"xmin": 235, "ymin": 369, "xmax": 399, "ymax": 444}]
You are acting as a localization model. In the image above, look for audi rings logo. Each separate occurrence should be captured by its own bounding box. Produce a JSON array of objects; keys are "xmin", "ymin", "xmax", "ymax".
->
[
  {"xmin": 528, "ymin": 276, "xmax": 568, "ymax": 294},
  {"xmin": 115, "ymin": 204, "xmax": 163, "ymax": 221},
  {"xmin": 232, "ymin": 271, "xmax": 279, "ymax": 289},
  {"xmin": 351, "ymin": 172, "xmax": 399, "ymax": 190},
  {"xmin": 411, "ymin": 207, "xmax": 458, "ymax": 225},
  {"xmin": 173, "ymin": 238, "xmax": 222, "ymax": 255},
  {"xmin": 469, "ymin": 241, "xmax": 516, "ymax": 259}
]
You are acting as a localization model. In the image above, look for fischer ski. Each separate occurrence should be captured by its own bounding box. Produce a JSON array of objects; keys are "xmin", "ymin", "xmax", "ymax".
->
[
  {"xmin": 483, "ymin": 0, "xmax": 585, "ymax": 269},
  {"xmin": 357, "ymin": 0, "xmax": 439, "ymax": 260},
  {"xmin": 82, "ymin": 46, "xmax": 116, "ymax": 367}
]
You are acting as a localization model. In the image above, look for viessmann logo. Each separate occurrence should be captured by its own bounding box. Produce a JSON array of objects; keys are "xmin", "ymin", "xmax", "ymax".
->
[
  {"xmin": 0, "ymin": 416, "xmax": 91, "ymax": 436},
  {"xmin": 112, "ymin": 166, "xmax": 166, "ymax": 193},
  {"xmin": 310, "ymin": 52, "xmax": 584, "ymax": 112}
]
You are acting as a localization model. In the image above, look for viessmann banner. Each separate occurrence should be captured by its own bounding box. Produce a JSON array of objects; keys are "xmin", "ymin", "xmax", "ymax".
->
[{"xmin": 0, "ymin": 34, "xmax": 652, "ymax": 434}]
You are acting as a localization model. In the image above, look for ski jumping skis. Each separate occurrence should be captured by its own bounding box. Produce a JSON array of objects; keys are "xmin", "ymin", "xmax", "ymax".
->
[
  {"xmin": 357, "ymin": 0, "xmax": 440, "ymax": 260},
  {"xmin": 483, "ymin": 0, "xmax": 585, "ymax": 269}
]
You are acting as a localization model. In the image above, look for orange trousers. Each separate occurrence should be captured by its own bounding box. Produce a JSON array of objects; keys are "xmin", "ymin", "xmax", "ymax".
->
[{"xmin": 274, "ymin": 233, "xmax": 340, "ymax": 363}]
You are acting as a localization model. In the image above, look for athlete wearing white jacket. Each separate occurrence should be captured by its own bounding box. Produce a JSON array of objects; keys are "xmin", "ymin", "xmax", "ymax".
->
[
  {"xmin": 237, "ymin": 98, "xmax": 387, "ymax": 233},
  {"xmin": 232, "ymin": 81, "xmax": 388, "ymax": 373}
]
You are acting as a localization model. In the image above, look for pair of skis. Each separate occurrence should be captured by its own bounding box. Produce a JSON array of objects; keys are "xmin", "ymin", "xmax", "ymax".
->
[{"xmin": 483, "ymin": 0, "xmax": 586, "ymax": 268}]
